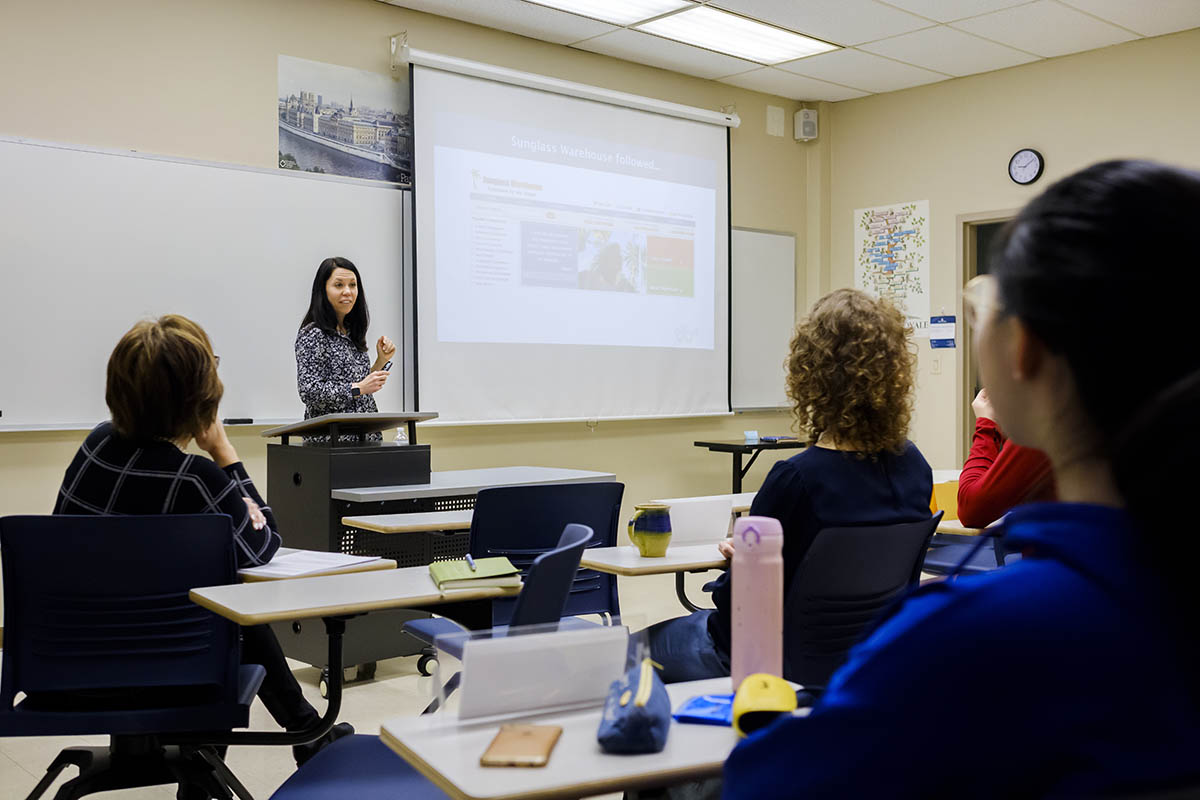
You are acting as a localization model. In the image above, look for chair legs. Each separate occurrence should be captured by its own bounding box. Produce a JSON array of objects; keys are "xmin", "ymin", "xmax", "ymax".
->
[
  {"xmin": 25, "ymin": 737, "xmax": 249, "ymax": 800},
  {"xmin": 421, "ymin": 671, "xmax": 462, "ymax": 715}
]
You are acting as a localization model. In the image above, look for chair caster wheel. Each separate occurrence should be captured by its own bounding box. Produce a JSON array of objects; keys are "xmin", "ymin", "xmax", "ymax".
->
[
  {"xmin": 357, "ymin": 661, "xmax": 377, "ymax": 681},
  {"xmin": 318, "ymin": 667, "xmax": 329, "ymax": 699},
  {"xmin": 417, "ymin": 654, "xmax": 437, "ymax": 677}
]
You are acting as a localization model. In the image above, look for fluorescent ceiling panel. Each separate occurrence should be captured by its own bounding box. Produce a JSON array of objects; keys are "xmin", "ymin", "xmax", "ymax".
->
[
  {"xmin": 719, "ymin": 67, "xmax": 868, "ymax": 102},
  {"xmin": 860, "ymin": 25, "xmax": 1039, "ymax": 76},
  {"xmin": 637, "ymin": 6, "xmax": 839, "ymax": 64},
  {"xmin": 572, "ymin": 28, "xmax": 760, "ymax": 80},
  {"xmin": 778, "ymin": 48, "xmax": 948, "ymax": 93},
  {"xmin": 1060, "ymin": 0, "xmax": 1200, "ymax": 37},
  {"xmin": 525, "ymin": 0, "xmax": 693, "ymax": 26},
  {"xmin": 951, "ymin": 0, "xmax": 1136, "ymax": 58},
  {"xmin": 713, "ymin": 0, "xmax": 932, "ymax": 46}
]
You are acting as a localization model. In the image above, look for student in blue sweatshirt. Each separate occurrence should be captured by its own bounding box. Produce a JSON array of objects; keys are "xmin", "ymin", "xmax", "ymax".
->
[{"xmin": 723, "ymin": 161, "xmax": 1200, "ymax": 798}]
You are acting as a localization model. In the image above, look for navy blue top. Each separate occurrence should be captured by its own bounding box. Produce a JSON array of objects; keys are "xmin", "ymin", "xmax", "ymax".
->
[
  {"xmin": 723, "ymin": 503, "xmax": 1200, "ymax": 798},
  {"xmin": 708, "ymin": 442, "xmax": 933, "ymax": 655}
]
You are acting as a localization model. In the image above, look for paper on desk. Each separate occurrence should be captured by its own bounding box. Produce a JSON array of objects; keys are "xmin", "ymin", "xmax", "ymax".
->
[{"xmin": 238, "ymin": 549, "xmax": 385, "ymax": 579}]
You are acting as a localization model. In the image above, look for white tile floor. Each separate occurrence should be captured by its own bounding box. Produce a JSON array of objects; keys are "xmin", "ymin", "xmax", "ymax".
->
[{"xmin": 0, "ymin": 571, "xmax": 718, "ymax": 799}]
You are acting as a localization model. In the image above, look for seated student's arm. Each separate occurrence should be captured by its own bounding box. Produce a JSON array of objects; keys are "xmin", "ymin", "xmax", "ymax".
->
[
  {"xmin": 195, "ymin": 420, "xmax": 282, "ymax": 568},
  {"xmin": 723, "ymin": 580, "xmax": 1024, "ymax": 800},
  {"xmin": 958, "ymin": 417, "xmax": 1054, "ymax": 528}
]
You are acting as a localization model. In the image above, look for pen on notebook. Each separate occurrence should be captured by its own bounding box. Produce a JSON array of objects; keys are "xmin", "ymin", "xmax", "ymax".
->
[{"xmin": 465, "ymin": 553, "xmax": 477, "ymax": 572}]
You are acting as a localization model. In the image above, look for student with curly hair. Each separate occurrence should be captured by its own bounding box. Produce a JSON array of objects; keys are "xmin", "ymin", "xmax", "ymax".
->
[{"xmin": 645, "ymin": 288, "xmax": 933, "ymax": 683}]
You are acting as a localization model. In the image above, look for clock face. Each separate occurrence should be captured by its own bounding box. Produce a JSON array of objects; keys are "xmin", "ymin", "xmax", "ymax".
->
[{"xmin": 1009, "ymin": 148, "xmax": 1044, "ymax": 185}]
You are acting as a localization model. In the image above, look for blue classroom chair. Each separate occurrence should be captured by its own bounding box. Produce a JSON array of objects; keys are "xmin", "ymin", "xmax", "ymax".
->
[
  {"xmin": 922, "ymin": 529, "xmax": 1018, "ymax": 575},
  {"xmin": 406, "ymin": 522, "xmax": 594, "ymax": 712},
  {"xmin": 0, "ymin": 514, "xmax": 264, "ymax": 800},
  {"xmin": 270, "ymin": 734, "xmax": 445, "ymax": 800}
]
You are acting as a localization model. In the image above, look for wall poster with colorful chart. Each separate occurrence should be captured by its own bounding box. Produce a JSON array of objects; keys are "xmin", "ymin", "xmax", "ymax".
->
[{"xmin": 853, "ymin": 201, "xmax": 930, "ymax": 336}]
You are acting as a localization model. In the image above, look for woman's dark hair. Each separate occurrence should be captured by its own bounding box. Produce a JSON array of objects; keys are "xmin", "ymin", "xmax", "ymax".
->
[
  {"xmin": 300, "ymin": 257, "xmax": 370, "ymax": 351},
  {"xmin": 990, "ymin": 159, "xmax": 1200, "ymax": 622}
]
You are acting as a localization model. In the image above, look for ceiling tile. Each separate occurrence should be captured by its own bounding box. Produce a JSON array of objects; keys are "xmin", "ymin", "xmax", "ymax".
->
[
  {"xmin": 719, "ymin": 67, "xmax": 870, "ymax": 101},
  {"xmin": 1059, "ymin": 0, "xmax": 1200, "ymax": 37},
  {"xmin": 571, "ymin": 28, "xmax": 760, "ymax": 80},
  {"xmin": 951, "ymin": 0, "xmax": 1137, "ymax": 57},
  {"xmin": 387, "ymin": 0, "xmax": 617, "ymax": 45},
  {"xmin": 860, "ymin": 25, "xmax": 1039, "ymax": 76},
  {"xmin": 710, "ymin": 0, "xmax": 933, "ymax": 46},
  {"xmin": 880, "ymin": 0, "xmax": 1030, "ymax": 24},
  {"xmin": 777, "ymin": 48, "xmax": 949, "ymax": 93}
]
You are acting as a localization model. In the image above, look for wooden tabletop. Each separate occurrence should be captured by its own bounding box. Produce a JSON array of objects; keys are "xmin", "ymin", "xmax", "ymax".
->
[
  {"xmin": 936, "ymin": 518, "xmax": 985, "ymax": 536},
  {"xmin": 190, "ymin": 565, "xmax": 520, "ymax": 626},
  {"xmin": 580, "ymin": 543, "xmax": 726, "ymax": 576},
  {"xmin": 343, "ymin": 509, "xmax": 474, "ymax": 534},
  {"xmin": 331, "ymin": 467, "xmax": 617, "ymax": 503},
  {"xmin": 380, "ymin": 677, "xmax": 779, "ymax": 800}
]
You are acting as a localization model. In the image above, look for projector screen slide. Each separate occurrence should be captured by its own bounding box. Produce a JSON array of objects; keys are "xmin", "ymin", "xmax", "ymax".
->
[{"xmin": 413, "ymin": 65, "xmax": 729, "ymax": 422}]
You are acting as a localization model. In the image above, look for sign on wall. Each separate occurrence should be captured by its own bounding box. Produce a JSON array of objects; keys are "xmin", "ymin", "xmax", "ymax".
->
[{"xmin": 853, "ymin": 201, "xmax": 931, "ymax": 336}]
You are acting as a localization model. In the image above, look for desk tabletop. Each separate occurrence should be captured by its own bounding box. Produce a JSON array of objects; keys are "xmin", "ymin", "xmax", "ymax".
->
[
  {"xmin": 694, "ymin": 439, "xmax": 807, "ymax": 453},
  {"xmin": 380, "ymin": 677, "xmax": 753, "ymax": 800},
  {"xmin": 331, "ymin": 466, "xmax": 617, "ymax": 503},
  {"xmin": 190, "ymin": 565, "xmax": 520, "ymax": 626},
  {"xmin": 936, "ymin": 518, "xmax": 985, "ymax": 536},
  {"xmin": 343, "ymin": 509, "xmax": 474, "ymax": 534},
  {"xmin": 580, "ymin": 543, "xmax": 726, "ymax": 576}
]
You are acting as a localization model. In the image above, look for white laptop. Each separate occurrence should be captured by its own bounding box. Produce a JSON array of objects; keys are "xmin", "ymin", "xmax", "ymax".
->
[{"xmin": 652, "ymin": 495, "xmax": 736, "ymax": 544}]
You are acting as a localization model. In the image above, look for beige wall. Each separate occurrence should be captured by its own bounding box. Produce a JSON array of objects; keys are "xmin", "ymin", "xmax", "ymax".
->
[
  {"xmin": 0, "ymin": 0, "xmax": 804, "ymax": 523},
  {"xmin": 814, "ymin": 28, "xmax": 1200, "ymax": 469}
]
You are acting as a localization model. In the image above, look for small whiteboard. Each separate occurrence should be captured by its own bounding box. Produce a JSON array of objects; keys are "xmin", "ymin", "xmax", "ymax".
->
[{"xmin": 731, "ymin": 228, "xmax": 796, "ymax": 410}]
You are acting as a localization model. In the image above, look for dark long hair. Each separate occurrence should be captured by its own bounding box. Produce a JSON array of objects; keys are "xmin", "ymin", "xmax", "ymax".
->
[
  {"xmin": 300, "ymin": 257, "xmax": 370, "ymax": 352},
  {"xmin": 991, "ymin": 159, "xmax": 1200, "ymax": 632}
]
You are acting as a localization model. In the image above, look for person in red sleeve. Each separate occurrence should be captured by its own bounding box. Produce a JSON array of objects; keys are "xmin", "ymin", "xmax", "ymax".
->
[{"xmin": 957, "ymin": 388, "xmax": 1055, "ymax": 527}]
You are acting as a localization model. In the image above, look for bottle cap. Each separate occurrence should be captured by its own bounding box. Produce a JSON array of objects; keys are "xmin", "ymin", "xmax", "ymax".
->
[{"xmin": 733, "ymin": 516, "xmax": 783, "ymax": 548}]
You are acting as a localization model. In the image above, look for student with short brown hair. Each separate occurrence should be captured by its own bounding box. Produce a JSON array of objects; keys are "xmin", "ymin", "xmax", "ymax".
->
[{"xmin": 55, "ymin": 315, "xmax": 350, "ymax": 766}]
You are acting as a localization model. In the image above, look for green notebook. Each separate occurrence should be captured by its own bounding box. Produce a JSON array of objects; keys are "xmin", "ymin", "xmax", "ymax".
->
[{"xmin": 429, "ymin": 556, "xmax": 520, "ymax": 591}]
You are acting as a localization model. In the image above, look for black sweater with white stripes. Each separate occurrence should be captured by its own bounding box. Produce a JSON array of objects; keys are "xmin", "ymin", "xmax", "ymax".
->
[{"xmin": 53, "ymin": 422, "xmax": 282, "ymax": 568}]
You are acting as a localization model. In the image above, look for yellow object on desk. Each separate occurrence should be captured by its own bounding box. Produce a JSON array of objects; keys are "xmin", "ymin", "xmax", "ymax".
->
[{"xmin": 429, "ymin": 557, "xmax": 520, "ymax": 591}]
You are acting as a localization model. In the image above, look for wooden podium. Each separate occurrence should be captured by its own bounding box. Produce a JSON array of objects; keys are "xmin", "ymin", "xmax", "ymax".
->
[
  {"xmin": 262, "ymin": 412, "xmax": 442, "ymax": 683},
  {"xmin": 263, "ymin": 412, "xmax": 436, "ymax": 552}
]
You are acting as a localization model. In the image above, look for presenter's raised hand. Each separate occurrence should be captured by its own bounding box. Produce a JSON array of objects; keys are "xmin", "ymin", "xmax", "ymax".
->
[
  {"xmin": 195, "ymin": 417, "xmax": 239, "ymax": 467},
  {"xmin": 355, "ymin": 370, "xmax": 389, "ymax": 396},
  {"xmin": 375, "ymin": 335, "xmax": 396, "ymax": 367}
]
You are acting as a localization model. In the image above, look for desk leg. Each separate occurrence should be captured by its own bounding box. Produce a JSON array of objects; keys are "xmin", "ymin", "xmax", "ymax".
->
[
  {"xmin": 166, "ymin": 616, "xmax": 348, "ymax": 748},
  {"xmin": 732, "ymin": 452, "xmax": 743, "ymax": 494},
  {"xmin": 675, "ymin": 572, "xmax": 704, "ymax": 613}
]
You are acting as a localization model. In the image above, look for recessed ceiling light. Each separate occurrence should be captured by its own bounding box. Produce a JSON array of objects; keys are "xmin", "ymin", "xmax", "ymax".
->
[
  {"xmin": 524, "ymin": 0, "xmax": 694, "ymax": 27},
  {"xmin": 636, "ymin": 6, "xmax": 839, "ymax": 65}
]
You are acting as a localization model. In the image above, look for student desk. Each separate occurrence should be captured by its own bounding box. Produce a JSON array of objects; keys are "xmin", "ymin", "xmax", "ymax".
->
[
  {"xmin": 580, "ymin": 543, "xmax": 726, "ymax": 613},
  {"xmin": 380, "ymin": 676, "xmax": 772, "ymax": 800},
  {"xmin": 342, "ymin": 509, "xmax": 473, "ymax": 534},
  {"xmin": 693, "ymin": 439, "xmax": 807, "ymax": 493}
]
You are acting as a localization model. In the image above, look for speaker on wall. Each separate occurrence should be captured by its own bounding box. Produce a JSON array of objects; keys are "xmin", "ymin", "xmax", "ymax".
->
[{"xmin": 795, "ymin": 109, "xmax": 818, "ymax": 142}]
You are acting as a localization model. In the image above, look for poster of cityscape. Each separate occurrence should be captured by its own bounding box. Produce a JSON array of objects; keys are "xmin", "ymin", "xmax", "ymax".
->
[{"xmin": 278, "ymin": 55, "xmax": 412, "ymax": 185}]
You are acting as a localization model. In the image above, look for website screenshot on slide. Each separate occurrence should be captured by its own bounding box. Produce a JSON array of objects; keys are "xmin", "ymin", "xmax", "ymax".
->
[{"xmin": 431, "ymin": 120, "xmax": 719, "ymax": 350}]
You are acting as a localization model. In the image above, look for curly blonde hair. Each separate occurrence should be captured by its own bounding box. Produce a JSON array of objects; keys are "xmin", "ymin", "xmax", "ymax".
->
[{"xmin": 786, "ymin": 288, "xmax": 915, "ymax": 454}]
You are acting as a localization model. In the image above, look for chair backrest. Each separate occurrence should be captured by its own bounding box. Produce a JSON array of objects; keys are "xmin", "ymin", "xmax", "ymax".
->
[
  {"xmin": 783, "ymin": 512, "xmax": 942, "ymax": 687},
  {"xmin": 469, "ymin": 482, "xmax": 624, "ymax": 624},
  {"xmin": 0, "ymin": 515, "xmax": 240, "ymax": 709},
  {"xmin": 508, "ymin": 523, "xmax": 593, "ymax": 628}
]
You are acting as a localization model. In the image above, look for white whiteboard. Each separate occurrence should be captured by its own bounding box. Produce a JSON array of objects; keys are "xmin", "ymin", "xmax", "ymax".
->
[
  {"xmin": 731, "ymin": 228, "xmax": 796, "ymax": 410},
  {"xmin": 0, "ymin": 138, "xmax": 409, "ymax": 429}
]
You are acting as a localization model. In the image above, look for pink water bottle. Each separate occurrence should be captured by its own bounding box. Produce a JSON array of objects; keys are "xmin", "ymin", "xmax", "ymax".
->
[{"xmin": 730, "ymin": 515, "xmax": 784, "ymax": 687}]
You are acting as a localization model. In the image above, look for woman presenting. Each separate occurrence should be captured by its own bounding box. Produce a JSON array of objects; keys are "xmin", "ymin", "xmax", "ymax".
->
[{"xmin": 296, "ymin": 257, "xmax": 395, "ymax": 438}]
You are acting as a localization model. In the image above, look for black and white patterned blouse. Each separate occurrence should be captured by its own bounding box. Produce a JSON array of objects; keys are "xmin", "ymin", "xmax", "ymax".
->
[
  {"xmin": 54, "ymin": 422, "xmax": 282, "ymax": 568},
  {"xmin": 295, "ymin": 323, "xmax": 381, "ymax": 441}
]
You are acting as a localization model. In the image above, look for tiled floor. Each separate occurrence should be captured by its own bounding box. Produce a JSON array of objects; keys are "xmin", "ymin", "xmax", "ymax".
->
[{"xmin": 0, "ymin": 570, "xmax": 718, "ymax": 799}]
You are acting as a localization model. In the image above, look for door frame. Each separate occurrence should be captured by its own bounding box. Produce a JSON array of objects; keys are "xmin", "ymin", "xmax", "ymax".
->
[{"xmin": 956, "ymin": 208, "xmax": 1018, "ymax": 464}]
